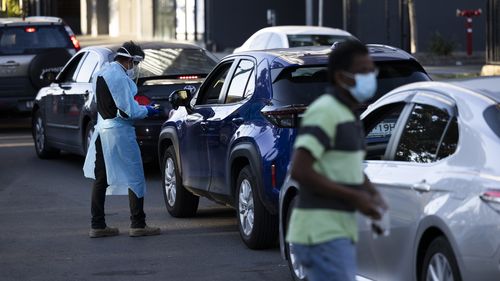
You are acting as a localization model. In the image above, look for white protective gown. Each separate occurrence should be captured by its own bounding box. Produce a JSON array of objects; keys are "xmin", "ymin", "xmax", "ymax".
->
[{"xmin": 83, "ymin": 62, "xmax": 148, "ymax": 198}]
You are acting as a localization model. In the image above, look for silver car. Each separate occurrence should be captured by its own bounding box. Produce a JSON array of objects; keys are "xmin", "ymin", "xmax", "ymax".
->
[
  {"xmin": 0, "ymin": 17, "xmax": 79, "ymax": 115},
  {"xmin": 279, "ymin": 77, "xmax": 500, "ymax": 281}
]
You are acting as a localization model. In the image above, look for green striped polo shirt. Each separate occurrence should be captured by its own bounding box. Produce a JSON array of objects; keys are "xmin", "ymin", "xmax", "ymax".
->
[{"xmin": 286, "ymin": 92, "xmax": 366, "ymax": 245}]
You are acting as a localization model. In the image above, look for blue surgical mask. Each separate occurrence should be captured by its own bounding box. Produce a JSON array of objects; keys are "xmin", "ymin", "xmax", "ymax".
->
[
  {"xmin": 126, "ymin": 67, "xmax": 136, "ymax": 80},
  {"xmin": 341, "ymin": 71, "xmax": 378, "ymax": 103}
]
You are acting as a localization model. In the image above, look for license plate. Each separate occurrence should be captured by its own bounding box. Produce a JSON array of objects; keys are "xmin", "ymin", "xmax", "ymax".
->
[{"xmin": 367, "ymin": 121, "xmax": 396, "ymax": 137}]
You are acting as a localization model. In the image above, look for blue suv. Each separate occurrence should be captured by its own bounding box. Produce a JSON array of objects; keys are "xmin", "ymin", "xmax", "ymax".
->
[{"xmin": 158, "ymin": 45, "xmax": 430, "ymax": 249}]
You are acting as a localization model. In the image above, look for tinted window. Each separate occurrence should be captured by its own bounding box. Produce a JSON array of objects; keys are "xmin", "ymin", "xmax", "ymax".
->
[
  {"xmin": 272, "ymin": 62, "xmax": 429, "ymax": 107},
  {"xmin": 225, "ymin": 60, "xmax": 254, "ymax": 104},
  {"xmin": 272, "ymin": 66, "xmax": 328, "ymax": 106},
  {"xmin": 370, "ymin": 61, "xmax": 429, "ymax": 103},
  {"xmin": 483, "ymin": 104, "xmax": 500, "ymax": 139},
  {"xmin": 249, "ymin": 33, "xmax": 271, "ymax": 50},
  {"xmin": 57, "ymin": 53, "xmax": 85, "ymax": 83},
  {"xmin": 139, "ymin": 48, "xmax": 218, "ymax": 77},
  {"xmin": 395, "ymin": 104, "xmax": 453, "ymax": 163},
  {"xmin": 0, "ymin": 25, "xmax": 71, "ymax": 55},
  {"xmin": 363, "ymin": 102, "xmax": 406, "ymax": 160},
  {"xmin": 436, "ymin": 117, "xmax": 458, "ymax": 161},
  {"xmin": 267, "ymin": 34, "xmax": 283, "ymax": 49},
  {"xmin": 287, "ymin": 34, "xmax": 351, "ymax": 47},
  {"xmin": 76, "ymin": 52, "xmax": 100, "ymax": 83},
  {"xmin": 197, "ymin": 62, "xmax": 232, "ymax": 105}
]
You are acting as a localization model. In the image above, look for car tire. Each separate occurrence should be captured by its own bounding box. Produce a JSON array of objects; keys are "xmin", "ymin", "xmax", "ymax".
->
[
  {"xmin": 285, "ymin": 196, "xmax": 307, "ymax": 281},
  {"xmin": 421, "ymin": 236, "xmax": 462, "ymax": 281},
  {"xmin": 162, "ymin": 146, "xmax": 199, "ymax": 217},
  {"xmin": 84, "ymin": 121, "xmax": 95, "ymax": 155},
  {"xmin": 32, "ymin": 110, "xmax": 60, "ymax": 159},
  {"xmin": 28, "ymin": 48, "xmax": 72, "ymax": 89},
  {"xmin": 236, "ymin": 165, "xmax": 278, "ymax": 249}
]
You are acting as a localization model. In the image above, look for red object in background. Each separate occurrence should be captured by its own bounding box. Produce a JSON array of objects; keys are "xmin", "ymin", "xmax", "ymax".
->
[
  {"xmin": 134, "ymin": 95, "xmax": 151, "ymax": 105},
  {"xmin": 25, "ymin": 27, "xmax": 37, "ymax": 33},
  {"xmin": 456, "ymin": 9, "xmax": 482, "ymax": 56},
  {"xmin": 70, "ymin": 35, "xmax": 81, "ymax": 51}
]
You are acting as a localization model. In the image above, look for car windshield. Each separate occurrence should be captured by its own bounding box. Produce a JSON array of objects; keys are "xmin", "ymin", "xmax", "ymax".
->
[
  {"xmin": 271, "ymin": 61, "xmax": 429, "ymax": 106},
  {"xmin": 139, "ymin": 48, "xmax": 218, "ymax": 78},
  {"xmin": 287, "ymin": 34, "xmax": 351, "ymax": 47},
  {"xmin": 0, "ymin": 25, "xmax": 72, "ymax": 55}
]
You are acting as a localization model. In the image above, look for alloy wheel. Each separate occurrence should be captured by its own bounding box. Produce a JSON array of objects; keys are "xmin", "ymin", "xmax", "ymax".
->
[
  {"xmin": 35, "ymin": 117, "xmax": 45, "ymax": 152},
  {"xmin": 288, "ymin": 242, "xmax": 306, "ymax": 279},
  {"xmin": 164, "ymin": 157, "xmax": 177, "ymax": 207},
  {"xmin": 426, "ymin": 253, "xmax": 454, "ymax": 281},
  {"xmin": 238, "ymin": 179, "xmax": 254, "ymax": 236}
]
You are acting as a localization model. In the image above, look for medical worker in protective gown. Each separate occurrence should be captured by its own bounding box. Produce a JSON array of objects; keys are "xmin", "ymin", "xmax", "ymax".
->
[{"xmin": 83, "ymin": 41, "xmax": 161, "ymax": 238}]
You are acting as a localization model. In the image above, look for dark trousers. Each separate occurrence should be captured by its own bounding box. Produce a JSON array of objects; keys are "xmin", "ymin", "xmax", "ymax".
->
[{"xmin": 91, "ymin": 136, "xmax": 146, "ymax": 229}]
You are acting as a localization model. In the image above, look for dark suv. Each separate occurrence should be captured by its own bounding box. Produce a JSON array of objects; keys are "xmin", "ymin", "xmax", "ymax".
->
[
  {"xmin": 159, "ymin": 45, "xmax": 430, "ymax": 249},
  {"xmin": 0, "ymin": 17, "xmax": 80, "ymax": 116}
]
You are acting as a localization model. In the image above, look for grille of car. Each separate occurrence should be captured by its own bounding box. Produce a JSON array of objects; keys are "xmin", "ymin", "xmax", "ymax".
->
[{"xmin": 0, "ymin": 77, "xmax": 36, "ymax": 97}]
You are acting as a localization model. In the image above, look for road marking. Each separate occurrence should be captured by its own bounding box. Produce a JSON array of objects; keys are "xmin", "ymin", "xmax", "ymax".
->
[{"xmin": 0, "ymin": 142, "xmax": 34, "ymax": 148}]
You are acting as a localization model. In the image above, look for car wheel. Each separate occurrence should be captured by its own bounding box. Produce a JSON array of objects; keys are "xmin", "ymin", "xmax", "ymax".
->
[
  {"xmin": 236, "ymin": 165, "xmax": 278, "ymax": 249},
  {"xmin": 421, "ymin": 237, "xmax": 461, "ymax": 281},
  {"xmin": 162, "ymin": 146, "xmax": 199, "ymax": 217},
  {"xmin": 285, "ymin": 196, "xmax": 307, "ymax": 281},
  {"xmin": 32, "ymin": 111, "xmax": 59, "ymax": 159},
  {"xmin": 84, "ymin": 121, "xmax": 95, "ymax": 154}
]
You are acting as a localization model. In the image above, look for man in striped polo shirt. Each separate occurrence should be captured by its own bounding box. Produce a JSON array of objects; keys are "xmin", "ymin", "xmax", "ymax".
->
[{"xmin": 287, "ymin": 40, "xmax": 387, "ymax": 281}]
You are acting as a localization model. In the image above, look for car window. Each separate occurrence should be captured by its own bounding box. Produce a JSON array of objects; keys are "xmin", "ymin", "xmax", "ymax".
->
[
  {"xmin": 197, "ymin": 62, "xmax": 232, "ymax": 105},
  {"xmin": 436, "ymin": 117, "xmax": 458, "ymax": 161},
  {"xmin": 0, "ymin": 25, "xmax": 72, "ymax": 55},
  {"xmin": 266, "ymin": 33, "xmax": 282, "ymax": 49},
  {"xmin": 225, "ymin": 60, "xmax": 255, "ymax": 104},
  {"xmin": 249, "ymin": 33, "xmax": 271, "ymax": 50},
  {"xmin": 363, "ymin": 102, "xmax": 406, "ymax": 160},
  {"xmin": 287, "ymin": 34, "xmax": 351, "ymax": 48},
  {"xmin": 394, "ymin": 103, "xmax": 455, "ymax": 163},
  {"xmin": 139, "ymin": 48, "xmax": 218, "ymax": 77},
  {"xmin": 57, "ymin": 53, "xmax": 85, "ymax": 83},
  {"xmin": 75, "ymin": 52, "xmax": 100, "ymax": 83}
]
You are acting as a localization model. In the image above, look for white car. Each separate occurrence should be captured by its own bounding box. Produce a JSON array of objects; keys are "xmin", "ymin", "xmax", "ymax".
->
[
  {"xmin": 233, "ymin": 25, "xmax": 354, "ymax": 53},
  {"xmin": 280, "ymin": 77, "xmax": 500, "ymax": 281}
]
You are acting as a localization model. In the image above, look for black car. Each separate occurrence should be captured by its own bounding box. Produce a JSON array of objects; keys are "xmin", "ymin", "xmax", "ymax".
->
[
  {"xmin": 0, "ymin": 16, "xmax": 80, "ymax": 116},
  {"xmin": 32, "ymin": 42, "xmax": 218, "ymax": 161}
]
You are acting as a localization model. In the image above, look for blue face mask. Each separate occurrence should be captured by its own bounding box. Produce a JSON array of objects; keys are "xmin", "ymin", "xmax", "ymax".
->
[{"xmin": 342, "ymin": 71, "xmax": 378, "ymax": 103}]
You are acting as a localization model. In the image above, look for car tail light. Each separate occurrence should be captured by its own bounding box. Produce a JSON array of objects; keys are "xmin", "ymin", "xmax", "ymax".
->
[
  {"xmin": 25, "ymin": 27, "xmax": 37, "ymax": 33},
  {"xmin": 178, "ymin": 75, "xmax": 199, "ymax": 80},
  {"xmin": 271, "ymin": 164, "xmax": 277, "ymax": 189},
  {"xmin": 480, "ymin": 189, "xmax": 500, "ymax": 212},
  {"xmin": 134, "ymin": 95, "xmax": 151, "ymax": 105},
  {"xmin": 261, "ymin": 106, "xmax": 307, "ymax": 128},
  {"xmin": 70, "ymin": 35, "xmax": 80, "ymax": 51}
]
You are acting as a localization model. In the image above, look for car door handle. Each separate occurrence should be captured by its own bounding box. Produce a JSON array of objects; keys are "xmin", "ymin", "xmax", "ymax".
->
[
  {"xmin": 232, "ymin": 117, "xmax": 244, "ymax": 126},
  {"xmin": 60, "ymin": 85, "xmax": 72, "ymax": 90},
  {"xmin": 0, "ymin": 61, "xmax": 20, "ymax": 67},
  {"xmin": 412, "ymin": 180, "xmax": 431, "ymax": 193}
]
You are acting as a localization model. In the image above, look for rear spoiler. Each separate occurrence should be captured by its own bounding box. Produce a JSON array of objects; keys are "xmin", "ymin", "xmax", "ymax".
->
[{"xmin": 137, "ymin": 73, "xmax": 208, "ymax": 86}]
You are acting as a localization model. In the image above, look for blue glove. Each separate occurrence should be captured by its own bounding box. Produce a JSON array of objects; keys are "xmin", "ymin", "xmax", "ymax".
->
[{"xmin": 146, "ymin": 105, "xmax": 161, "ymax": 117}]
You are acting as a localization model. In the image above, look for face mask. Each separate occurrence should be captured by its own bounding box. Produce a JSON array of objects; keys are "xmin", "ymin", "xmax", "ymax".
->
[
  {"xmin": 342, "ymin": 71, "xmax": 378, "ymax": 103},
  {"xmin": 126, "ymin": 64, "xmax": 138, "ymax": 80}
]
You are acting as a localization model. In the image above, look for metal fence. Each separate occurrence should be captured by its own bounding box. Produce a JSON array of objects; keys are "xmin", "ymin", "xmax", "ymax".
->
[{"xmin": 487, "ymin": 0, "xmax": 500, "ymax": 64}]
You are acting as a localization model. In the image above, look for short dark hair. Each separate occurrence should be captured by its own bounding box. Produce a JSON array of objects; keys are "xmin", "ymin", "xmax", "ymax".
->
[
  {"xmin": 328, "ymin": 40, "xmax": 369, "ymax": 84},
  {"xmin": 115, "ymin": 41, "xmax": 145, "ymax": 60}
]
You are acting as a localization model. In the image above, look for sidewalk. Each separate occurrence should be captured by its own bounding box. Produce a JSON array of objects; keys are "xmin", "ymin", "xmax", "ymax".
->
[{"xmin": 423, "ymin": 65, "xmax": 482, "ymax": 81}]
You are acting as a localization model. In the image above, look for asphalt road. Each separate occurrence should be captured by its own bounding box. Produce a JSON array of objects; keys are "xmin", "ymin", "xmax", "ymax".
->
[{"xmin": 0, "ymin": 126, "xmax": 290, "ymax": 281}]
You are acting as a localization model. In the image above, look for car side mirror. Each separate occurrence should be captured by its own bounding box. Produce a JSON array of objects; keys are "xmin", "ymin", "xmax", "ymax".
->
[{"xmin": 169, "ymin": 89, "xmax": 192, "ymax": 110}]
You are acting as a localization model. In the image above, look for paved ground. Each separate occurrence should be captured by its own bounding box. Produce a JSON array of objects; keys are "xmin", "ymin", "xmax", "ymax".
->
[{"xmin": 0, "ymin": 128, "xmax": 290, "ymax": 281}]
